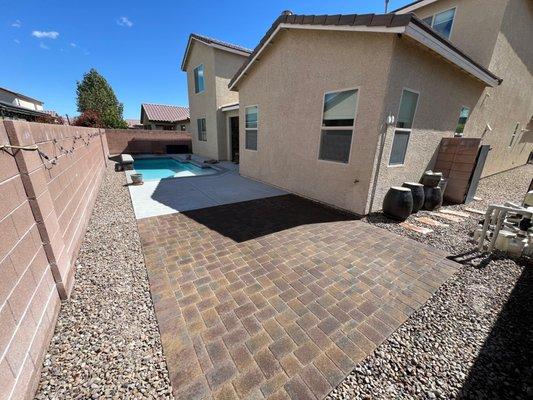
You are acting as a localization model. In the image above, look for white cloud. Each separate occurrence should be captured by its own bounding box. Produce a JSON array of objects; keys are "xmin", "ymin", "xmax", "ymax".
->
[
  {"xmin": 32, "ymin": 30, "xmax": 59, "ymax": 39},
  {"xmin": 14, "ymin": 39, "xmax": 20, "ymax": 44},
  {"xmin": 39, "ymin": 42, "xmax": 50, "ymax": 50},
  {"xmin": 70, "ymin": 42, "xmax": 77, "ymax": 47},
  {"xmin": 12, "ymin": 19, "xmax": 22, "ymax": 28},
  {"xmin": 117, "ymin": 16, "xmax": 133, "ymax": 27}
]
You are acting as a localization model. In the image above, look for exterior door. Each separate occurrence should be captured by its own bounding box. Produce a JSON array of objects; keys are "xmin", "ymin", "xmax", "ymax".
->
[{"xmin": 230, "ymin": 116, "xmax": 240, "ymax": 163}]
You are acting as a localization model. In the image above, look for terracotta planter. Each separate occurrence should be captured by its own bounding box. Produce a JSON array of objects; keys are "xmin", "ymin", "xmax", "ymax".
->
[
  {"xmin": 383, "ymin": 187, "xmax": 413, "ymax": 221},
  {"xmin": 402, "ymin": 182, "xmax": 425, "ymax": 213},
  {"xmin": 131, "ymin": 173, "xmax": 143, "ymax": 185},
  {"xmin": 424, "ymin": 186, "xmax": 443, "ymax": 210}
]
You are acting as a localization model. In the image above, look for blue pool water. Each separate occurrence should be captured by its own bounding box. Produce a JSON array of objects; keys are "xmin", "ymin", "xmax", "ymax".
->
[{"xmin": 133, "ymin": 158, "xmax": 216, "ymax": 181}]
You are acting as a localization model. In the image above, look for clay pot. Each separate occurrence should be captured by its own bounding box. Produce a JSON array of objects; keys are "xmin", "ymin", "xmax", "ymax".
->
[
  {"xmin": 383, "ymin": 187, "xmax": 413, "ymax": 221},
  {"xmin": 421, "ymin": 171, "xmax": 442, "ymax": 188},
  {"xmin": 424, "ymin": 186, "xmax": 443, "ymax": 210},
  {"xmin": 402, "ymin": 182, "xmax": 425, "ymax": 213}
]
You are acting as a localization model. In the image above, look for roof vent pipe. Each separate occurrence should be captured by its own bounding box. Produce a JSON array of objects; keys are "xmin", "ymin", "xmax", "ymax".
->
[{"xmin": 281, "ymin": 10, "xmax": 293, "ymax": 16}]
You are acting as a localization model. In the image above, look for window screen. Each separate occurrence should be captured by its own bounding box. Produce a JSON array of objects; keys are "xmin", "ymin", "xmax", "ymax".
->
[
  {"xmin": 194, "ymin": 65, "xmax": 205, "ymax": 94},
  {"xmin": 389, "ymin": 131, "xmax": 410, "ymax": 165}
]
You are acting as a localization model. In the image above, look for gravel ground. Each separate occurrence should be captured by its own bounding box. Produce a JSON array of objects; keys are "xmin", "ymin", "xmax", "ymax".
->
[
  {"xmin": 328, "ymin": 164, "xmax": 533, "ymax": 400},
  {"xmin": 35, "ymin": 166, "xmax": 174, "ymax": 399}
]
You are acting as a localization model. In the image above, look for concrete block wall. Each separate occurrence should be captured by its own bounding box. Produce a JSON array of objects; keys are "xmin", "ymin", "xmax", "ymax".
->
[
  {"xmin": 0, "ymin": 121, "xmax": 109, "ymax": 400},
  {"xmin": 106, "ymin": 128, "xmax": 192, "ymax": 155}
]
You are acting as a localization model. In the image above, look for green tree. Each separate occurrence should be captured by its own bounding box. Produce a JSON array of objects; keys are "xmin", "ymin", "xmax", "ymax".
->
[{"xmin": 76, "ymin": 68, "xmax": 128, "ymax": 128}]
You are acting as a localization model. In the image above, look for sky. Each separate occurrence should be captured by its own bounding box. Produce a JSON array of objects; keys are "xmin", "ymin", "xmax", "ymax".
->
[{"xmin": 2, "ymin": 0, "xmax": 414, "ymax": 119}]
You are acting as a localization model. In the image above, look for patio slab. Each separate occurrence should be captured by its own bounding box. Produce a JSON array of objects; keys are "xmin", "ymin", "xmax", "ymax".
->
[
  {"xmin": 137, "ymin": 194, "xmax": 458, "ymax": 399},
  {"xmin": 128, "ymin": 161, "xmax": 286, "ymax": 219}
]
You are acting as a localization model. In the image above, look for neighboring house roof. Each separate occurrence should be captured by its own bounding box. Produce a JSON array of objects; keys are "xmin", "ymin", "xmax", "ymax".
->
[
  {"xmin": 181, "ymin": 33, "xmax": 252, "ymax": 71},
  {"xmin": 228, "ymin": 12, "xmax": 502, "ymax": 90},
  {"xmin": 0, "ymin": 100, "xmax": 47, "ymax": 117},
  {"xmin": 393, "ymin": 0, "xmax": 441, "ymax": 14},
  {"xmin": 141, "ymin": 104, "xmax": 190, "ymax": 123},
  {"xmin": 0, "ymin": 86, "xmax": 44, "ymax": 105}
]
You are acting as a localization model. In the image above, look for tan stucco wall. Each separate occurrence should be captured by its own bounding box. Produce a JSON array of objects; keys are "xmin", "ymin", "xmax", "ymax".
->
[
  {"xmin": 409, "ymin": 0, "xmax": 507, "ymax": 67},
  {"xmin": 185, "ymin": 42, "xmax": 248, "ymax": 160},
  {"xmin": 410, "ymin": 0, "xmax": 533, "ymax": 177},
  {"xmin": 463, "ymin": 0, "xmax": 533, "ymax": 176},
  {"xmin": 369, "ymin": 36, "xmax": 486, "ymax": 212},
  {"xmin": 186, "ymin": 41, "xmax": 219, "ymax": 159},
  {"xmin": 238, "ymin": 30, "xmax": 395, "ymax": 215}
]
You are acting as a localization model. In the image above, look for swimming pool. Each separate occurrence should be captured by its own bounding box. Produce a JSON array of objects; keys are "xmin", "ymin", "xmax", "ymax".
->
[{"xmin": 133, "ymin": 158, "xmax": 216, "ymax": 181}]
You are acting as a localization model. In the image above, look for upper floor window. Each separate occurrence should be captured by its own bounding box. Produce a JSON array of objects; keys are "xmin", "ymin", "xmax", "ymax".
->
[
  {"xmin": 455, "ymin": 106, "xmax": 470, "ymax": 135},
  {"xmin": 422, "ymin": 8, "xmax": 456, "ymax": 39},
  {"xmin": 318, "ymin": 89, "xmax": 358, "ymax": 163},
  {"xmin": 194, "ymin": 64, "xmax": 205, "ymax": 94},
  {"xmin": 245, "ymin": 106, "xmax": 258, "ymax": 150},
  {"xmin": 389, "ymin": 89, "xmax": 419, "ymax": 166}
]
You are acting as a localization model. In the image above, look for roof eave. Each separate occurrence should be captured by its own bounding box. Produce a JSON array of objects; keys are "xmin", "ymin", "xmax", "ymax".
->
[
  {"xmin": 181, "ymin": 35, "xmax": 251, "ymax": 72},
  {"xmin": 393, "ymin": 0, "xmax": 440, "ymax": 14}
]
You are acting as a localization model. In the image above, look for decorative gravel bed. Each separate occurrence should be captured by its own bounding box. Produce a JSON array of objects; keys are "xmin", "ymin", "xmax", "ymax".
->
[
  {"xmin": 328, "ymin": 164, "xmax": 533, "ymax": 400},
  {"xmin": 35, "ymin": 166, "xmax": 174, "ymax": 399}
]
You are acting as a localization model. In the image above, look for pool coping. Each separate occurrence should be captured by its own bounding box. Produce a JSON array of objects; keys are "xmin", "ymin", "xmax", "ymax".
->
[{"xmin": 125, "ymin": 154, "xmax": 227, "ymax": 185}]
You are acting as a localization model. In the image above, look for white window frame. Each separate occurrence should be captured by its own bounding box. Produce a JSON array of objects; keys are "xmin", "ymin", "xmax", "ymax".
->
[
  {"xmin": 193, "ymin": 64, "xmax": 205, "ymax": 94},
  {"xmin": 317, "ymin": 87, "xmax": 360, "ymax": 165},
  {"xmin": 244, "ymin": 105, "xmax": 259, "ymax": 151},
  {"xmin": 509, "ymin": 122, "xmax": 519, "ymax": 147},
  {"xmin": 421, "ymin": 7, "xmax": 457, "ymax": 39},
  {"xmin": 388, "ymin": 88, "xmax": 420, "ymax": 168},
  {"xmin": 197, "ymin": 117, "xmax": 207, "ymax": 141}
]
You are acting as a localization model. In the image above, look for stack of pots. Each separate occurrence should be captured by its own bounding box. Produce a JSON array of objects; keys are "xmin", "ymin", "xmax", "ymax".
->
[
  {"xmin": 382, "ymin": 171, "xmax": 446, "ymax": 221},
  {"xmin": 421, "ymin": 171, "xmax": 444, "ymax": 211}
]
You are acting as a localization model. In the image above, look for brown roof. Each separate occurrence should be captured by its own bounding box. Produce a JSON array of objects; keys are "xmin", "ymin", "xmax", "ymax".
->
[
  {"xmin": 141, "ymin": 104, "xmax": 189, "ymax": 123},
  {"xmin": 228, "ymin": 12, "xmax": 502, "ymax": 89},
  {"xmin": 181, "ymin": 33, "xmax": 252, "ymax": 71}
]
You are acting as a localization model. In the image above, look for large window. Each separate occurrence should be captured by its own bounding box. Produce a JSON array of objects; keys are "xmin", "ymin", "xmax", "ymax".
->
[
  {"xmin": 318, "ymin": 89, "xmax": 358, "ymax": 163},
  {"xmin": 245, "ymin": 106, "xmax": 258, "ymax": 150},
  {"xmin": 455, "ymin": 106, "xmax": 470, "ymax": 135},
  {"xmin": 389, "ymin": 89, "xmax": 419, "ymax": 166},
  {"xmin": 197, "ymin": 118, "xmax": 206, "ymax": 141},
  {"xmin": 422, "ymin": 8, "xmax": 456, "ymax": 39},
  {"xmin": 194, "ymin": 64, "xmax": 205, "ymax": 94}
]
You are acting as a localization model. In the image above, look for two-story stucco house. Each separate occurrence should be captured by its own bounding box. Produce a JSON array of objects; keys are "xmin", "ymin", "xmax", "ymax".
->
[
  {"xmin": 181, "ymin": 34, "xmax": 252, "ymax": 161},
  {"xmin": 228, "ymin": 0, "xmax": 532, "ymax": 216}
]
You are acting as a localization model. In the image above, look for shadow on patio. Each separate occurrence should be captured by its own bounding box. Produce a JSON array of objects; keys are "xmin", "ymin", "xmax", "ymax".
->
[
  {"xmin": 179, "ymin": 194, "xmax": 360, "ymax": 242},
  {"xmin": 459, "ymin": 257, "xmax": 533, "ymax": 399}
]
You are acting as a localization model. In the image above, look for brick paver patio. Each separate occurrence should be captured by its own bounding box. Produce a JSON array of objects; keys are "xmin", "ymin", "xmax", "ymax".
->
[{"xmin": 137, "ymin": 195, "xmax": 458, "ymax": 399}]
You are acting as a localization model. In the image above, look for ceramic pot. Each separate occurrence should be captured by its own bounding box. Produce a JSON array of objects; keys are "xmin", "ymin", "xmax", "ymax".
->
[
  {"xmin": 402, "ymin": 182, "xmax": 425, "ymax": 213},
  {"xmin": 421, "ymin": 171, "xmax": 442, "ymax": 188},
  {"xmin": 423, "ymin": 186, "xmax": 443, "ymax": 211},
  {"xmin": 131, "ymin": 173, "xmax": 143, "ymax": 185},
  {"xmin": 383, "ymin": 187, "xmax": 413, "ymax": 221}
]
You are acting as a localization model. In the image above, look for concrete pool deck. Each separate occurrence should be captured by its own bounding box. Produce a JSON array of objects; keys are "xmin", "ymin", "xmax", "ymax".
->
[{"xmin": 127, "ymin": 159, "xmax": 286, "ymax": 219}]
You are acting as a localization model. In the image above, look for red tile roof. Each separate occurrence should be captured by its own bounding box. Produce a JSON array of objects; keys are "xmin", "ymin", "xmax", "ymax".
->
[{"xmin": 141, "ymin": 104, "xmax": 189, "ymax": 122}]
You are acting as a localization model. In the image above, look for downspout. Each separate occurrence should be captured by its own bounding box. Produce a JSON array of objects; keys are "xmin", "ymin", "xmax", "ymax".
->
[{"xmin": 368, "ymin": 122, "xmax": 389, "ymax": 213}]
